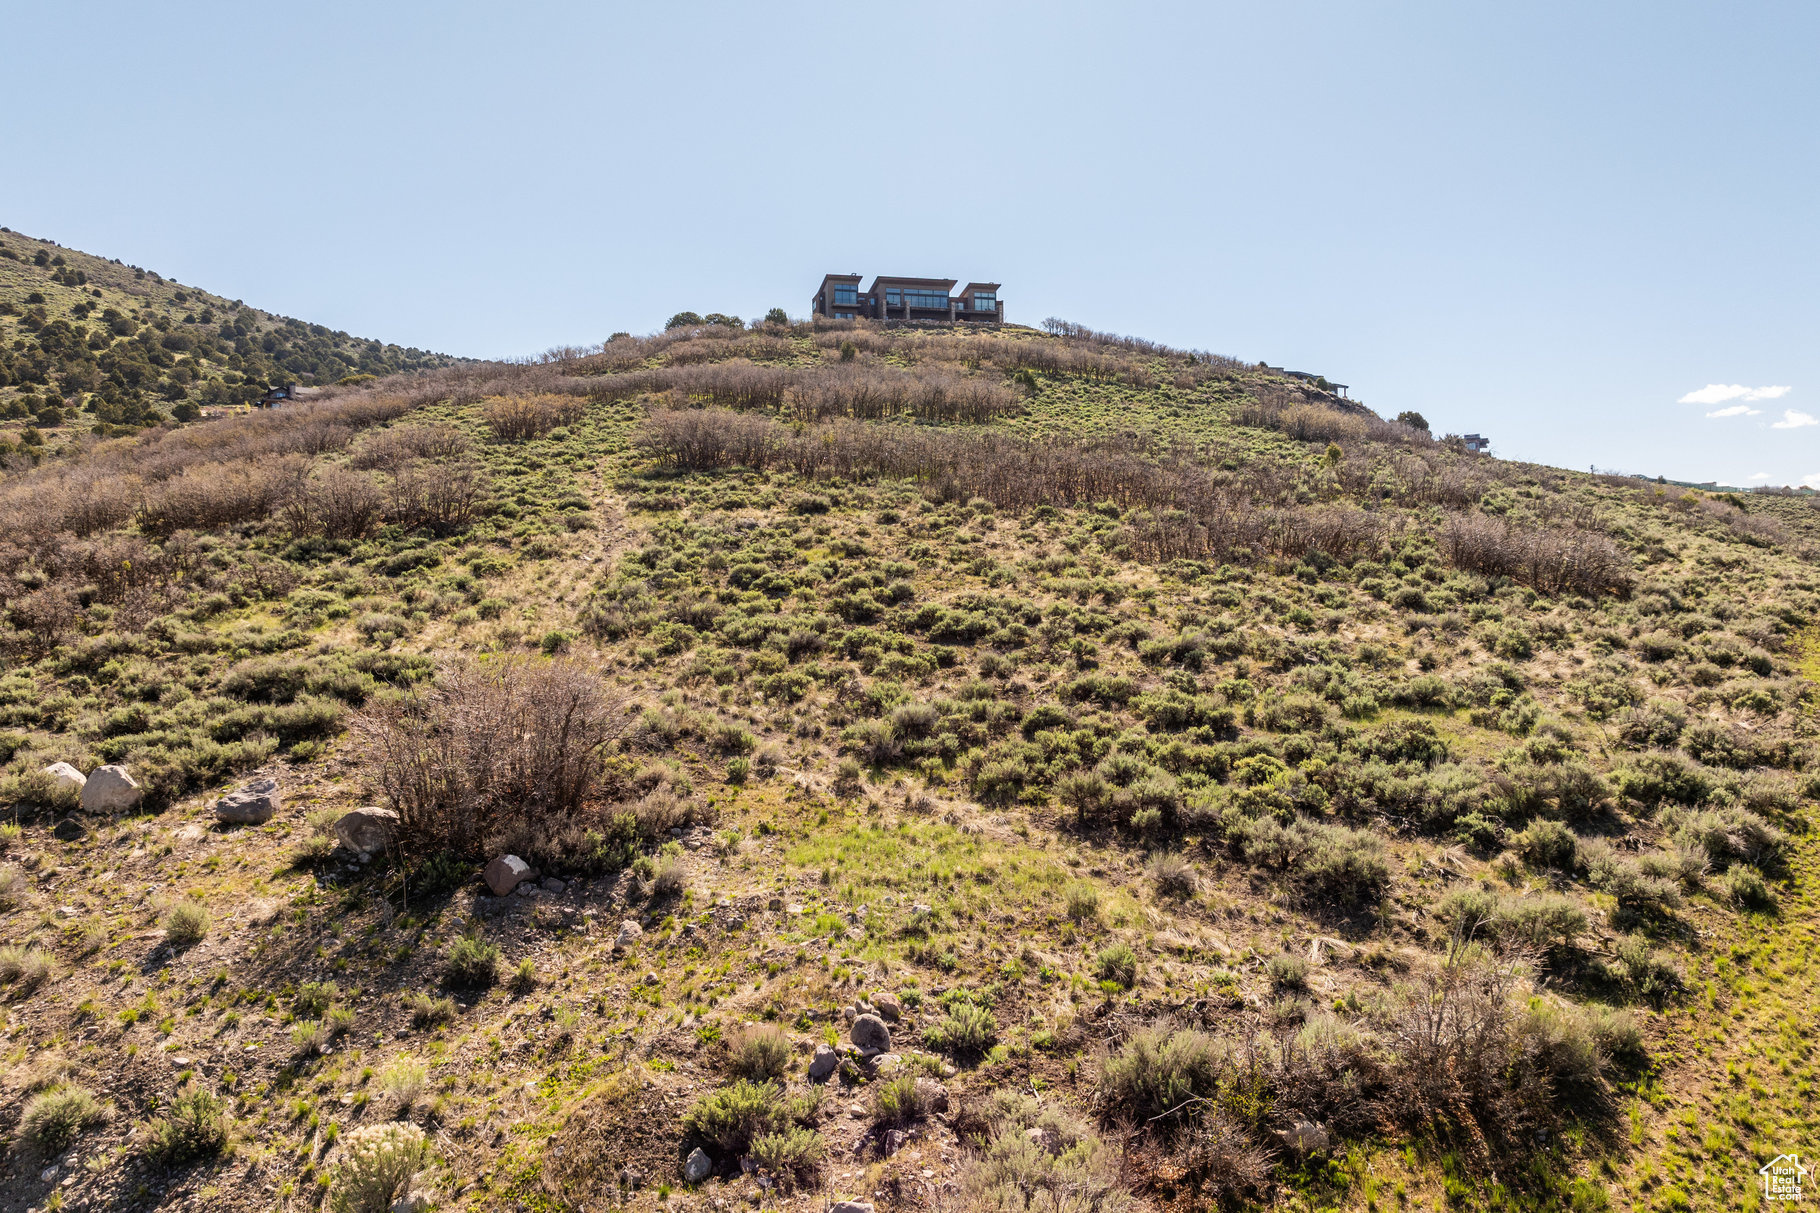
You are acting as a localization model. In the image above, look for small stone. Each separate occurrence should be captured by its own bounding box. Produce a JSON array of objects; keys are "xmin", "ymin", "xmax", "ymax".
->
[
  {"xmin": 214, "ymin": 777, "xmax": 279, "ymax": 824},
  {"xmin": 808, "ymin": 1043, "xmax": 839, "ymax": 1082},
  {"xmin": 830, "ymin": 1202, "xmax": 876, "ymax": 1213},
  {"xmin": 483, "ymin": 854, "xmax": 532, "ymax": 897},
  {"xmin": 333, "ymin": 807, "xmax": 398, "ymax": 853},
  {"xmin": 683, "ymin": 1146, "xmax": 713, "ymax": 1183},
  {"xmin": 79, "ymin": 764, "xmax": 143, "ymax": 812},
  {"xmin": 52, "ymin": 818, "xmax": 84, "ymax": 842},
  {"xmin": 884, "ymin": 1129, "xmax": 906, "ymax": 1155},
  {"xmin": 541, "ymin": 877, "xmax": 566, "ymax": 894},
  {"xmin": 42, "ymin": 762, "xmax": 86, "ymax": 794},
  {"xmin": 767, "ymin": 897, "xmax": 784, "ymax": 911},
  {"xmin": 615, "ymin": 920, "xmax": 643, "ymax": 949},
  {"xmin": 870, "ymin": 992, "xmax": 902, "ymax": 1021},
  {"xmin": 842, "ymin": 1005, "xmax": 858, "ymax": 1024},
  {"xmin": 850, "ymin": 1013, "xmax": 892, "ymax": 1053}
]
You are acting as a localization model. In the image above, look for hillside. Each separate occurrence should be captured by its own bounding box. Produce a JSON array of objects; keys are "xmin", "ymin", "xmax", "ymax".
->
[
  {"xmin": 0, "ymin": 227, "xmax": 459, "ymax": 440},
  {"xmin": 0, "ymin": 313, "xmax": 1813, "ymax": 1213}
]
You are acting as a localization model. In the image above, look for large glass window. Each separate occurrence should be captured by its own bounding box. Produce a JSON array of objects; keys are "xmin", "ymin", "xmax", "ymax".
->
[
  {"xmin": 832, "ymin": 284, "xmax": 858, "ymax": 305},
  {"xmin": 887, "ymin": 288, "xmax": 950, "ymax": 310},
  {"xmin": 968, "ymin": 292, "xmax": 996, "ymax": 311}
]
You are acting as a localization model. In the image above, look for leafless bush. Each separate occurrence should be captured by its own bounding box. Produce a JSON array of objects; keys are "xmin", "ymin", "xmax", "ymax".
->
[
  {"xmin": 135, "ymin": 455, "xmax": 304, "ymax": 538},
  {"xmin": 354, "ymin": 657, "xmax": 633, "ymax": 856},
  {"xmin": 283, "ymin": 466, "xmax": 386, "ymax": 540},
  {"xmin": 1442, "ymin": 513, "xmax": 1633, "ymax": 597},
  {"xmin": 385, "ymin": 459, "xmax": 489, "ymax": 535},
  {"xmin": 589, "ymin": 359, "xmax": 1022, "ymax": 424},
  {"xmin": 351, "ymin": 423, "xmax": 470, "ymax": 470},
  {"xmin": 483, "ymin": 394, "xmax": 586, "ymax": 442},
  {"xmin": 635, "ymin": 409, "xmax": 1394, "ymax": 568}
]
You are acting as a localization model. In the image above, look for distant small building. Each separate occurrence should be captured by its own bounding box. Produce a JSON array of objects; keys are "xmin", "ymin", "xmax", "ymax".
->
[
  {"xmin": 1263, "ymin": 365, "xmax": 1349, "ymax": 399},
  {"xmin": 811, "ymin": 274, "xmax": 1003, "ymax": 323},
  {"xmin": 1461, "ymin": 433, "xmax": 1491, "ymax": 453},
  {"xmin": 255, "ymin": 383, "xmax": 298, "ymax": 408}
]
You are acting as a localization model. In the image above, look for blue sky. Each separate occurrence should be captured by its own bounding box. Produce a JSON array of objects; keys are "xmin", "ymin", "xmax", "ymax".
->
[{"xmin": 6, "ymin": 2, "xmax": 1816, "ymax": 486}]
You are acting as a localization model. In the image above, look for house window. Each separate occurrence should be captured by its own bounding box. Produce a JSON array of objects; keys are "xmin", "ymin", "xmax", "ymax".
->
[
  {"xmin": 968, "ymin": 292, "xmax": 996, "ymax": 311},
  {"xmin": 832, "ymin": 284, "xmax": 858, "ymax": 306},
  {"xmin": 888, "ymin": 289, "xmax": 949, "ymax": 310},
  {"xmin": 834, "ymin": 312, "xmax": 854, "ymax": 319}
]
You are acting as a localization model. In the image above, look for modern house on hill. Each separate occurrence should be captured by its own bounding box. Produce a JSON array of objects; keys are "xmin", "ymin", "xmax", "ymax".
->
[{"xmin": 811, "ymin": 275, "xmax": 1003, "ymax": 323}]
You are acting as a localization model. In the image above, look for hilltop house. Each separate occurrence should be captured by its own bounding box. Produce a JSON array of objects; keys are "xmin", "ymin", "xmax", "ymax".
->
[
  {"xmin": 1263, "ymin": 365, "xmax": 1349, "ymax": 399},
  {"xmin": 811, "ymin": 275, "xmax": 1003, "ymax": 323},
  {"xmin": 1462, "ymin": 433, "xmax": 1491, "ymax": 453},
  {"xmin": 255, "ymin": 383, "xmax": 298, "ymax": 408}
]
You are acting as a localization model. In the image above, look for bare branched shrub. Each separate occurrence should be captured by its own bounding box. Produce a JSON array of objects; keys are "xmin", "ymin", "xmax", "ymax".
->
[
  {"xmin": 1442, "ymin": 513, "xmax": 1633, "ymax": 597},
  {"xmin": 350, "ymin": 423, "xmax": 470, "ymax": 470},
  {"xmin": 135, "ymin": 455, "xmax": 304, "ymax": 537},
  {"xmin": 354, "ymin": 657, "xmax": 632, "ymax": 856},
  {"xmin": 483, "ymin": 393, "xmax": 584, "ymax": 441},
  {"xmin": 386, "ymin": 458, "xmax": 489, "ymax": 535},
  {"xmin": 283, "ymin": 465, "xmax": 385, "ymax": 540}
]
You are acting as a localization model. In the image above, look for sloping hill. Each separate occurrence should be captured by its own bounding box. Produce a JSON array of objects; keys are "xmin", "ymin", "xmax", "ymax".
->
[
  {"xmin": 0, "ymin": 226, "xmax": 460, "ymax": 437},
  {"xmin": 0, "ymin": 316, "xmax": 1811, "ymax": 1213}
]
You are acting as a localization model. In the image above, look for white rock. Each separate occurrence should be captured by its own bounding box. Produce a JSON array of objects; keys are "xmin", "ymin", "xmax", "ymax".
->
[
  {"xmin": 79, "ymin": 765, "xmax": 142, "ymax": 812},
  {"xmin": 334, "ymin": 806, "xmax": 398, "ymax": 853},
  {"xmin": 871, "ymin": 992, "xmax": 902, "ymax": 1022},
  {"xmin": 42, "ymin": 762, "xmax": 86, "ymax": 793},
  {"xmin": 808, "ymin": 1043, "xmax": 839, "ymax": 1082},
  {"xmin": 484, "ymin": 854, "xmax": 532, "ymax": 897},
  {"xmin": 215, "ymin": 777, "xmax": 279, "ymax": 824},
  {"xmin": 615, "ymin": 920, "xmax": 643, "ymax": 949},
  {"xmin": 830, "ymin": 1202, "xmax": 876, "ymax": 1213},
  {"xmin": 683, "ymin": 1146, "xmax": 713, "ymax": 1183}
]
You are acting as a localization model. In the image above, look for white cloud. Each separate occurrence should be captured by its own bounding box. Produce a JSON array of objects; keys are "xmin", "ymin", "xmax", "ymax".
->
[
  {"xmin": 1748, "ymin": 472, "xmax": 1771, "ymax": 480},
  {"xmin": 1706, "ymin": 404, "xmax": 1761, "ymax": 418},
  {"xmin": 1772, "ymin": 409, "xmax": 1817, "ymax": 429},
  {"xmin": 1680, "ymin": 383, "xmax": 1793, "ymax": 405},
  {"xmin": 1804, "ymin": 473, "xmax": 1820, "ymax": 490}
]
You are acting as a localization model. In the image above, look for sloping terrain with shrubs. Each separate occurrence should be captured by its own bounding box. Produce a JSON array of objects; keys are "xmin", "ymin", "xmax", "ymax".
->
[
  {"xmin": 0, "ymin": 305, "xmax": 1814, "ymax": 1213},
  {"xmin": 0, "ymin": 226, "xmax": 459, "ymax": 440}
]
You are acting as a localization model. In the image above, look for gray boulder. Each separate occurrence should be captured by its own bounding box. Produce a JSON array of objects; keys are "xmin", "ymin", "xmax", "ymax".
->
[
  {"xmin": 683, "ymin": 1146, "xmax": 712, "ymax": 1183},
  {"xmin": 79, "ymin": 765, "xmax": 142, "ymax": 812},
  {"xmin": 215, "ymin": 777, "xmax": 279, "ymax": 824},
  {"xmin": 334, "ymin": 806, "xmax": 399, "ymax": 853},
  {"xmin": 831, "ymin": 1203, "xmax": 876, "ymax": 1213},
  {"xmin": 42, "ymin": 762, "xmax": 85, "ymax": 794},
  {"xmin": 614, "ymin": 919, "xmax": 643, "ymax": 949},
  {"xmin": 807, "ymin": 1043, "xmax": 839, "ymax": 1082},
  {"xmin": 484, "ymin": 854, "xmax": 532, "ymax": 897},
  {"xmin": 870, "ymin": 992, "xmax": 902, "ymax": 1022},
  {"xmin": 850, "ymin": 1013, "xmax": 892, "ymax": 1054}
]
